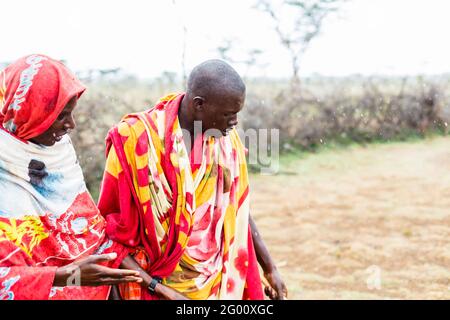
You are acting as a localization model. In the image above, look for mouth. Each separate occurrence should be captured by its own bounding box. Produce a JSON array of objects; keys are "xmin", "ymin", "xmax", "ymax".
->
[
  {"xmin": 53, "ymin": 131, "xmax": 69, "ymax": 142},
  {"xmin": 222, "ymin": 126, "xmax": 234, "ymax": 136}
]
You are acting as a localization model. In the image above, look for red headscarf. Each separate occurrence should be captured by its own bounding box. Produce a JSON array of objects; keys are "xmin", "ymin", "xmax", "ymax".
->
[{"xmin": 0, "ymin": 54, "xmax": 86, "ymax": 140}]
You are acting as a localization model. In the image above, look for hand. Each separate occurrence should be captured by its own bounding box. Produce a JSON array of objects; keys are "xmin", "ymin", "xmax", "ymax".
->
[
  {"xmin": 54, "ymin": 253, "xmax": 143, "ymax": 287},
  {"xmin": 263, "ymin": 268, "xmax": 288, "ymax": 300},
  {"xmin": 119, "ymin": 255, "xmax": 189, "ymax": 300}
]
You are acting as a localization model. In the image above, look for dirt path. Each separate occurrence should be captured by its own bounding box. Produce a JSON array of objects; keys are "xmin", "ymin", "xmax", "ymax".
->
[{"xmin": 250, "ymin": 136, "xmax": 450, "ymax": 299}]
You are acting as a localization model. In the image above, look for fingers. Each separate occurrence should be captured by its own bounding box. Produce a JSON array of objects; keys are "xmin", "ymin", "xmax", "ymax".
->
[
  {"xmin": 86, "ymin": 254, "xmax": 141, "ymax": 276},
  {"xmin": 275, "ymin": 281, "xmax": 288, "ymax": 300},
  {"xmin": 95, "ymin": 265, "xmax": 141, "ymax": 277},
  {"xmin": 264, "ymin": 286, "xmax": 271, "ymax": 297},
  {"xmin": 263, "ymin": 271, "xmax": 288, "ymax": 300},
  {"xmin": 264, "ymin": 286, "xmax": 278, "ymax": 300},
  {"xmin": 283, "ymin": 285, "xmax": 289, "ymax": 299},
  {"xmin": 108, "ymin": 276, "xmax": 142, "ymax": 284},
  {"xmin": 129, "ymin": 276, "xmax": 143, "ymax": 283},
  {"xmin": 275, "ymin": 284, "xmax": 285, "ymax": 300},
  {"xmin": 265, "ymin": 284, "xmax": 286, "ymax": 300},
  {"xmin": 97, "ymin": 276, "xmax": 143, "ymax": 286}
]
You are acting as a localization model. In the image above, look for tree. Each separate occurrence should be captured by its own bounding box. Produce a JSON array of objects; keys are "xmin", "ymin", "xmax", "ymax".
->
[
  {"xmin": 172, "ymin": 0, "xmax": 188, "ymax": 88},
  {"xmin": 217, "ymin": 38, "xmax": 267, "ymax": 79},
  {"xmin": 256, "ymin": 0, "xmax": 344, "ymax": 85}
]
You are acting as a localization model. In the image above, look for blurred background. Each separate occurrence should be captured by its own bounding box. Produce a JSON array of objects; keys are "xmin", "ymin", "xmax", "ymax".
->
[{"xmin": 2, "ymin": 0, "xmax": 450, "ymax": 299}]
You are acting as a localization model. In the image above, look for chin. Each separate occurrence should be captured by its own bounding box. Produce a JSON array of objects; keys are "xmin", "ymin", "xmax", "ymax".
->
[
  {"xmin": 29, "ymin": 138, "xmax": 54, "ymax": 146},
  {"xmin": 223, "ymin": 128, "xmax": 234, "ymax": 136},
  {"xmin": 41, "ymin": 141, "xmax": 56, "ymax": 147}
]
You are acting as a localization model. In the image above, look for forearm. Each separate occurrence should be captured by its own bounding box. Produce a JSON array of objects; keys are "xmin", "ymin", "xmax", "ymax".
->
[
  {"xmin": 53, "ymin": 267, "xmax": 69, "ymax": 287},
  {"xmin": 249, "ymin": 214, "xmax": 277, "ymax": 273},
  {"xmin": 119, "ymin": 254, "xmax": 171, "ymax": 298},
  {"xmin": 250, "ymin": 215, "xmax": 288, "ymax": 300},
  {"xmin": 119, "ymin": 255, "xmax": 152, "ymax": 286}
]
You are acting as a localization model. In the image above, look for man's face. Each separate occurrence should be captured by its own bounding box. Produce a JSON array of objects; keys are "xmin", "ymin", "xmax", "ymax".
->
[{"xmin": 196, "ymin": 92, "xmax": 245, "ymax": 136}]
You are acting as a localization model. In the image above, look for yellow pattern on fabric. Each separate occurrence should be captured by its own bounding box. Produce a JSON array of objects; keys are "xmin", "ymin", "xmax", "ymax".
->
[
  {"xmin": 105, "ymin": 147, "xmax": 123, "ymax": 179},
  {"xmin": 0, "ymin": 71, "xmax": 6, "ymax": 109},
  {"xmin": 158, "ymin": 93, "xmax": 178, "ymax": 102},
  {"xmin": 223, "ymin": 205, "xmax": 237, "ymax": 253},
  {"xmin": 119, "ymin": 119, "xmax": 151, "ymax": 206},
  {"xmin": 0, "ymin": 216, "xmax": 49, "ymax": 257},
  {"xmin": 117, "ymin": 94, "xmax": 252, "ymax": 299}
]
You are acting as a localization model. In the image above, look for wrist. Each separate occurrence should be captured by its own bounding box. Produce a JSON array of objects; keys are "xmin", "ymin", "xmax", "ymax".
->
[
  {"xmin": 53, "ymin": 267, "xmax": 69, "ymax": 287},
  {"xmin": 154, "ymin": 282, "xmax": 164, "ymax": 295},
  {"xmin": 147, "ymin": 276, "xmax": 163, "ymax": 295},
  {"xmin": 140, "ymin": 274, "xmax": 152, "ymax": 288}
]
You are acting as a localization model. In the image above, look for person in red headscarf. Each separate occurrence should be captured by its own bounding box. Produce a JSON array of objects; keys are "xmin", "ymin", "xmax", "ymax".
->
[{"xmin": 0, "ymin": 54, "xmax": 185, "ymax": 300}]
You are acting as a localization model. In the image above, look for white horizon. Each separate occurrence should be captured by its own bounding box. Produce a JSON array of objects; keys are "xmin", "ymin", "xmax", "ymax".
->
[{"xmin": 1, "ymin": 0, "xmax": 449, "ymax": 79}]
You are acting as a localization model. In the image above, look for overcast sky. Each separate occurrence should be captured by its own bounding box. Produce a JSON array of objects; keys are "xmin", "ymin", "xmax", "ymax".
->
[{"xmin": 1, "ymin": 0, "xmax": 448, "ymax": 78}]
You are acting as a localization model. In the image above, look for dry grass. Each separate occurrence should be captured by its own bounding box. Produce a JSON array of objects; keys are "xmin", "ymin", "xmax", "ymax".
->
[
  {"xmin": 69, "ymin": 77, "xmax": 450, "ymax": 299},
  {"xmin": 71, "ymin": 76, "xmax": 450, "ymax": 196},
  {"xmin": 250, "ymin": 136, "xmax": 450, "ymax": 299}
]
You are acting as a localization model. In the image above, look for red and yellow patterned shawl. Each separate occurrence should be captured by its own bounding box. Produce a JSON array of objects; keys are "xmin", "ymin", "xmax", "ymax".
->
[{"xmin": 98, "ymin": 93, "xmax": 263, "ymax": 300}]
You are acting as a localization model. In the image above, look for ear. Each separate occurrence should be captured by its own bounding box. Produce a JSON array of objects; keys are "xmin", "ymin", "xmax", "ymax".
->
[{"xmin": 193, "ymin": 96, "xmax": 205, "ymax": 112}]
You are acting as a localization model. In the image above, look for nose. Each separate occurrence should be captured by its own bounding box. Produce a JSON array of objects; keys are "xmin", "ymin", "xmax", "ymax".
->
[
  {"xmin": 64, "ymin": 115, "xmax": 76, "ymax": 131},
  {"xmin": 228, "ymin": 115, "xmax": 238, "ymax": 127},
  {"xmin": 228, "ymin": 119, "xmax": 238, "ymax": 128}
]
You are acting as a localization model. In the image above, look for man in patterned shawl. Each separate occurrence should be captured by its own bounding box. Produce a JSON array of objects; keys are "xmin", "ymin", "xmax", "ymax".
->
[{"xmin": 98, "ymin": 60, "xmax": 287, "ymax": 300}]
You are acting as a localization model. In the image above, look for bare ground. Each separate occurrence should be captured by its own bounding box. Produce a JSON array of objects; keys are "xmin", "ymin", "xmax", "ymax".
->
[{"xmin": 250, "ymin": 136, "xmax": 450, "ymax": 299}]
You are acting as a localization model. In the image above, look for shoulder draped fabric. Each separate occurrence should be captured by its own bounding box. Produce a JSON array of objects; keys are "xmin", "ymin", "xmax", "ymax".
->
[
  {"xmin": 0, "ymin": 55, "xmax": 128, "ymax": 300},
  {"xmin": 98, "ymin": 93, "xmax": 264, "ymax": 300}
]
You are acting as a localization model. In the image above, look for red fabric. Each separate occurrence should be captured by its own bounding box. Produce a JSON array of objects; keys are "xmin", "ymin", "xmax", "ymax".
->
[
  {"xmin": 0, "ymin": 55, "xmax": 129, "ymax": 300},
  {"xmin": 0, "ymin": 192, "xmax": 129, "ymax": 300},
  {"xmin": 98, "ymin": 95, "xmax": 264, "ymax": 300},
  {"xmin": 0, "ymin": 54, "xmax": 86, "ymax": 140},
  {"xmin": 99, "ymin": 97, "xmax": 185, "ymax": 282},
  {"xmin": 0, "ymin": 266, "xmax": 57, "ymax": 300},
  {"xmin": 243, "ymin": 227, "xmax": 264, "ymax": 300}
]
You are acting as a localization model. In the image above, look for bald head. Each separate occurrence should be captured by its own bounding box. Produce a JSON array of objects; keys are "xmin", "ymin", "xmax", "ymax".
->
[
  {"xmin": 187, "ymin": 59, "xmax": 246, "ymax": 99},
  {"xmin": 180, "ymin": 60, "xmax": 246, "ymax": 136}
]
